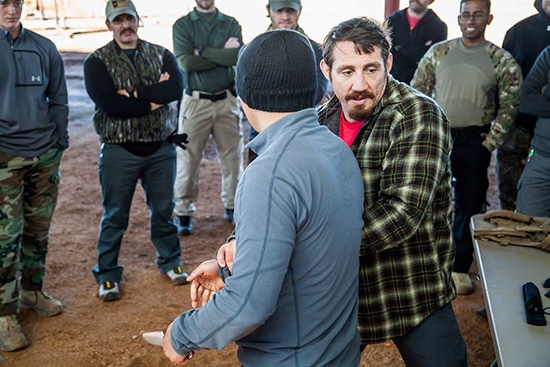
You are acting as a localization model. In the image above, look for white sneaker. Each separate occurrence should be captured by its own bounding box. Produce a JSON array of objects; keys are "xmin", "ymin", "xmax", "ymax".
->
[
  {"xmin": 452, "ymin": 272, "xmax": 474, "ymax": 295},
  {"xmin": 161, "ymin": 266, "xmax": 189, "ymax": 285},
  {"xmin": 98, "ymin": 281, "xmax": 121, "ymax": 302}
]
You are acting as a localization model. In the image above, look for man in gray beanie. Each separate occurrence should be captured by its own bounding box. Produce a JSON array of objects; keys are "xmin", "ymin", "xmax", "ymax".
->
[{"xmin": 162, "ymin": 29, "xmax": 364, "ymax": 366}]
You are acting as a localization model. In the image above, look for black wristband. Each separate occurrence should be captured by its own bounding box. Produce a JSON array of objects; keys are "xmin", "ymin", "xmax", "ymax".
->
[
  {"xmin": 218, "ymin": 264, "xmax": 231, "ymax": 282},
  {"xmin": 197, "ymin": 45, "xmax": 204, "ymax": 56}
]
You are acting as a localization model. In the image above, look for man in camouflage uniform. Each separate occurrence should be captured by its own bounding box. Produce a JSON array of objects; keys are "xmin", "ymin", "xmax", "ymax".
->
[
  {"xmin": 0, "ymin": 0, "xmax": 69, "ymax": 352},
  {"xmin": 411, "ymin": 0, "xmax": 522, "ymax": 295}
]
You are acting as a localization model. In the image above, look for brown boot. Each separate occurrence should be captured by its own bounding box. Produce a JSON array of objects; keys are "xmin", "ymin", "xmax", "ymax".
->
[
  {"xmin": 0, "ymin": 315, "xmax": 29, "ymax": 352},
  {"xmin": 20, "ymin": 290, "xmax": 63, "ymax": 317}
]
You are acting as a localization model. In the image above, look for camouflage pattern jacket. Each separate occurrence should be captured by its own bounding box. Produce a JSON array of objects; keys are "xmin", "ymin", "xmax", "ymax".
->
[
  {"xmin": 84, "ymin": 39, "xmax": 183, "ymax": 144},
  {"xmin": 411, "ymin": 38, "xmax": 523, "ymax": 151}
]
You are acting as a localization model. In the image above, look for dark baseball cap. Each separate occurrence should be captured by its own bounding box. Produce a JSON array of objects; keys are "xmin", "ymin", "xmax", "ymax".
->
[{"xmin": 268, "ymin": 0, "xmax": 301, "ymax": 12}]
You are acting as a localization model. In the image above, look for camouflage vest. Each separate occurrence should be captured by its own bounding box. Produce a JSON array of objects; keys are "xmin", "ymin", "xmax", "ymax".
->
[{"xmin": 92, "ymin": 40, "xmax": 174, "ymax": 143}]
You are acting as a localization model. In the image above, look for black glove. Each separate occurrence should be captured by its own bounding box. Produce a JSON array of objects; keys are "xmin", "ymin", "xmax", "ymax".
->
[
  {"xmin": 167, "ymin": 131, "xmax": 189, "ymax": 150},
  {"xmin": 53, "ymin": 140, "xmax": 68, "ymax": 151}
]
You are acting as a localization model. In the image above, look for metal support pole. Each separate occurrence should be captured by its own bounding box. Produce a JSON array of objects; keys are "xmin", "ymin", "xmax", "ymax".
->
[{"xmin": 385, "ymin": 0, "xmax": 400, "ymax": 17}]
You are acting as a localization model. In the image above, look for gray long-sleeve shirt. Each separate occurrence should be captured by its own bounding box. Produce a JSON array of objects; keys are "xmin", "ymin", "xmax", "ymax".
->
[
  {"xmin": 170, "ymin": 108, "xmax": 364, "ymax": 366},
  {"xmin": 0, "ymin": 27, "xmax": 68, "ymax": 157},
  {"xmin": 520, "ymin": 45, "xmax": 550, "ymax": 156}
]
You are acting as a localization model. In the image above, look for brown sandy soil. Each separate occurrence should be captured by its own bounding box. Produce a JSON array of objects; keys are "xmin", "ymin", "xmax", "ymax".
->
[{"xmin": 0, "ymin": 51, "xmax": 499, "ymax": 367}]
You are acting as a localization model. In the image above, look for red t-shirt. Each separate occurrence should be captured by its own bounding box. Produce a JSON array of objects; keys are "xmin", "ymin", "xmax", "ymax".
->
[
  {"xmin": 339, "ymin": 110, "xmax": 363, "ymax": 147},
  {"xmin": 406, "ymin": 11, "xmax": 421, "ymax": 30}
]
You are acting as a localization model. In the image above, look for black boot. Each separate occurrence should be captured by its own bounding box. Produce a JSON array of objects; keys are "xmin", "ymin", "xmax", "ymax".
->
[
  {"xmin": 177, "ymin": 215, "xmax": 192, "ymax": 235},
  {"xmin": 224, "ymin": 209, "xmax": 234, "ymax": 225}
]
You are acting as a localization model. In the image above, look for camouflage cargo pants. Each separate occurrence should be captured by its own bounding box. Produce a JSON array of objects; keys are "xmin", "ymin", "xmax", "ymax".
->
[
  {"xmin": 0, "ymin": 147, "xmax": 63, "ymax": 316},
  {"xmin": 496, "ymin": 124, "xmax": 533, "ymax": 211}
]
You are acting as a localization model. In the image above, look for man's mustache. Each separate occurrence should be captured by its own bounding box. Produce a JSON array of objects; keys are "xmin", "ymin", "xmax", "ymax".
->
[{"xmin": 346, "ymin": 91, "xmax": 375, "ymax": 101}]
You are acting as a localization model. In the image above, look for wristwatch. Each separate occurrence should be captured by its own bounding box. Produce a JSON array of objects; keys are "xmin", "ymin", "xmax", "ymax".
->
[{"xmin": 125, "ymin": 84, "xmax": 135, "ymax": 97}]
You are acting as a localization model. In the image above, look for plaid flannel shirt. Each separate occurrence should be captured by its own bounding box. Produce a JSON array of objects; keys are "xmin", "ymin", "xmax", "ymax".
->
[{"xmin": 318, "ymin": 75, "xmax": 457, "ymax": 344}]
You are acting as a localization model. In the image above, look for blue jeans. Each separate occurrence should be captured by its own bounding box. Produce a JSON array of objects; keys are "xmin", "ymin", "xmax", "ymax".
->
[
  {"xmin": 450, "ymin": 126, "xmax": 492, "ymax": 273},
  {"xmin": 92, "ymin": 142, "xmax": 181, "ymax": 284}
]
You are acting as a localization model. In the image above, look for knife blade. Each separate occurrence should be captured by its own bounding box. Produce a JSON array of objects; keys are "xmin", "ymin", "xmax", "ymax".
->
[
  {"xmin": 142, "ymin": 331, "xmax": 164, "ymax": 346},
  {"xmin": 142, "ymin": 331, "xmax": 194, "ymax": 360}
]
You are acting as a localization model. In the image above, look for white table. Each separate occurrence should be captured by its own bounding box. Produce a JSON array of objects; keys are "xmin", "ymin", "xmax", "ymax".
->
[{"xmin": 471, "ymin": 214, "xmax": 550, "ymax": 367}]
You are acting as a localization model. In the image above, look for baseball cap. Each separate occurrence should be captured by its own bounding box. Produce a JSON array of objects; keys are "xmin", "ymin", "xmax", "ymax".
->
[
  {"xmin": 268, "ymin": 0, "xmax": 301, "ymax": 12},
  {"xmin": 105, "ymin": 0, "xmax": 138, "ymax": 23}
]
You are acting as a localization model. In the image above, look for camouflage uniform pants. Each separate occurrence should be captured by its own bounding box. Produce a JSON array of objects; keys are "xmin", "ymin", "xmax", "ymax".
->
[
  {"xmin": 496, "ymin": 124, "xmax": 533, "ymax": 211},
  {"xmin": 0, "ymin": 147, "xmax": 63, "ymax": 316}
]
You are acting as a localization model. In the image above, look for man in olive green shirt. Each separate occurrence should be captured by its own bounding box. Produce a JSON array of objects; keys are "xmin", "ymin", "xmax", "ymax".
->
[{"xmin": 172, "ymin": 0, "xmax": 243, "ymax": 235}]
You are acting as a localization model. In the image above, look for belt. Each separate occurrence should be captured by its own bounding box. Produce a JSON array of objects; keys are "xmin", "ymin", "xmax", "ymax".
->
[
  {"xmin": 185, "ymin": 89, "xmax": 229, "ymax": 102},
  {"xmin": 515, "ymin": 116, "xmax": 536, "ymax": 134},
  {"xmin": 450, "ymin": 124, "xmax": 491, "ymax": 139}
]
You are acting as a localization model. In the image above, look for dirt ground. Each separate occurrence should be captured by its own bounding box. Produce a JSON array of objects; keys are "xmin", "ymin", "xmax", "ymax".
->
[{"xmin": 0, "ymin": 49, "xmax": 500, "ymax": 367}]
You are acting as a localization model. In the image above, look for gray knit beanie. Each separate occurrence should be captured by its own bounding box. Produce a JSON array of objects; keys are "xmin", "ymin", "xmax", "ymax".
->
[{"xmin": 236, "ymin": 29, "xmax": 318, "ymax": 112}]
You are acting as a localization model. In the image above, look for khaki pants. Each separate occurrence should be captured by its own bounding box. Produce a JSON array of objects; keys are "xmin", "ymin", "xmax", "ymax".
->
[{"xmin": 174, "ymin": 90, "xmax": 243, "ymax": 216}]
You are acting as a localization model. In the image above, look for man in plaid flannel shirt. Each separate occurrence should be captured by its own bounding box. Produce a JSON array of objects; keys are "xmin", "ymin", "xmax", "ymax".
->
[{"xmin": 318, "ymin": 17, "xmax": 467, "ymax": 367}]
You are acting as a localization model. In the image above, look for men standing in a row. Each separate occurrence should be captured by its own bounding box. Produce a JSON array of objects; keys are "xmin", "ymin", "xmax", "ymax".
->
[
  {"xmin": 497, "ymin": 0, "xmax": 550, "ymax": 211},
  {"xmin": 84, "ymin": 0, "xmax": 187, "ymax": 302},
  {"xmin": 387, "ymin": 0, "xmax": 447, "ymax": 85},
  {"xmin": 412, "ymin": 0, "xmax": 522, "ymax": 295},
  {"xmin": 172, "ymin": 0, "xmax": 244, "ymax": 234},
  {"xmin": 0, "ymin": 0, "xmax": 68, "ymax": 351}
]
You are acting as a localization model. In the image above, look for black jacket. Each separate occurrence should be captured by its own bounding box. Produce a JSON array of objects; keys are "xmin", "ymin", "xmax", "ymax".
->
[
  {"xmin": 503, "ymin": 0, "xmax": 550, "ymax": 131},
  {"xmin": 503, "ymin": 0, "xmax": 550, "ymax": 78},
  {"xmin": 387, "ymin": 8, "xmax": 447, "ymax": 84}
]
